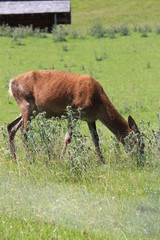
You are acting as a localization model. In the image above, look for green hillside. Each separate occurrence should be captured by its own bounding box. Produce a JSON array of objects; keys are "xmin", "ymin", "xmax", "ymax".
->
[{"xmin": 71, "ymin": 0, "xmax": 160, "ymax": 30}]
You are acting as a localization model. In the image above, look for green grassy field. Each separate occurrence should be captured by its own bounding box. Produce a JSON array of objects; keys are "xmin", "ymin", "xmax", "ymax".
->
[
  {"xmin": 0, "ymin": 1, "xmax": 160, "ymax": 239},
  {"xmin": 1, "ymin": 32, "xmax": 160, "ymax": 125},
  {"xmin": 71, "ymin": 0, "xmax": 160, "ymax": 30}
]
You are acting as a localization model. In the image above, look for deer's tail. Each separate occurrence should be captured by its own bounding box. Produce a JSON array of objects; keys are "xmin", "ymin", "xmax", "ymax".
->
[{"xmin": 9, "ymin": 79, "xmax": 14, "ymax": 97}]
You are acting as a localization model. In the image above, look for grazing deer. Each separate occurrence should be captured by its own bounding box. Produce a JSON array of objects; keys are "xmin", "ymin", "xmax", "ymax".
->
[{"xmin": 7, "ymin": 70, "xmax": 144, "ymax": 162}]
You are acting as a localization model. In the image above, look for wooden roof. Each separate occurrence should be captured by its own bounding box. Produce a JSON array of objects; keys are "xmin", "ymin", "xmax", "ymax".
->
[{"xmin": 0, "ymin": 1, "xmax": 70, "ymax": 15}]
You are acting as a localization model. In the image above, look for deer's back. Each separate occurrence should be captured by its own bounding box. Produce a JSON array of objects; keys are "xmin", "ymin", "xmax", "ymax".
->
[{"xmin": 11, "ymin": 70, "xmax": 105, "ymax": 119}]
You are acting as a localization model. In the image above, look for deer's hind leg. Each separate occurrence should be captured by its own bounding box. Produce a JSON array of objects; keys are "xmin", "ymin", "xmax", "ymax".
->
[
  {"xmin": 7, "ymin": 100, "xmax": 36, "ymax": 162},
  {"xmin": 19, "ymin": 100, "xmax": 36, "ymax": 134},
  {"xmin": 7, "ymin": 115, "xmax": 22, "ymax": 162}
]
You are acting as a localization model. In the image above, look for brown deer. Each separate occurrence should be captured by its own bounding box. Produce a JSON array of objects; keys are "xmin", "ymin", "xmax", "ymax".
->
[{"xmin": 7, "ymin": 70, "xmax": 144, "ymax": 162}]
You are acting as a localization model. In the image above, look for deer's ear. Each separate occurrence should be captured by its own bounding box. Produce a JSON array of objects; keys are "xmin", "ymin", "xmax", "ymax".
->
[{"xmin": 128, "ymin": 115, "xmax": 140, "ymax": 133}]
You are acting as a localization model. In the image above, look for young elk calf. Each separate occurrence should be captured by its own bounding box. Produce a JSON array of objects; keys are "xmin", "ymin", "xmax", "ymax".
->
[{"xmin": 7, "ymin": 70, "xmax": 144, "ymax": 162}]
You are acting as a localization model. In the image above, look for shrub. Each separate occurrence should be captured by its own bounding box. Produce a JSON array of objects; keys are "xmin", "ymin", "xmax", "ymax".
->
[
  {"xmin": 34, "ymin": 27, "xmax": 48, "ymax": 38},
  {"xmin": 118, "ymin": 24, "xmax": 130, "ymax": 36},
  {"xmin": 0, "ymin": 24, "xmax": 48, "ymax": 39},
  {"xmin": 138, "ymin": 24, "xmax": 152, "ymax": 33},
  {"xmin": 88, "ymin": 22, "xmax": 106, "ymax": 38},
  {"xmin": 107, "ymin": 26, "xmax": 117, "ymax": 39},
  {"xmin": 156, "ymin": 24, "xmax": 160, "ymax": 34},
  {"xmin": 141, "ymin": 30, "xmax": 148, "ymax": 38},
  {"xmin": 1, "ymin": 112, "xmax": 160, "ymax": 171},
  {"xmin": 22, "ymin": 25, "xmax": 35, "ymax": 36},
  {"xmin": 12, "ymin": 34, "xmax": 23, "ymax": 46},
  {"xmin": 52, "ymin": 26, "xmax": 67, "ymax": 42},
  {"xmin": 15, "ymin": 107, "xmax": 92, "ymax": 175},
  {"xmin": 69, "ymin": 28, "xmax": 79, "ymax": 39},
  {"xmin": 133, "ymin": 24, "xmax": 138, "ymax": 32},
  {"xmin": 137, "ymin": 24, "xmax": 152, "ymax": 37},
  {"xmin": 0, "ymin": 24, "xmax": 12, "ymax": 37}
]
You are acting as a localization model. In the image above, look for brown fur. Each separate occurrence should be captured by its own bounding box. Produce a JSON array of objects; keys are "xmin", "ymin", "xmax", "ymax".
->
[{"xmin": 7, "ymin": 70, "xmax": 142, "ymax": 162}]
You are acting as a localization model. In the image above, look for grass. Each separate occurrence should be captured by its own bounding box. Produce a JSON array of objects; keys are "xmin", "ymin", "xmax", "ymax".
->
[
  {"xmin": 71, "ymin": 0, "xmax": 160, "ymax": 31},
  {"xmin": 0, "ymin": 8, "xmax": 160, "ymax": 239},
  {"xmin": 0, "ymin": 31, "xmax": 160, "ymax": 124},
  {"xmin": 1, "ymin": 173, "xmax": 159, "ymax": 239}
]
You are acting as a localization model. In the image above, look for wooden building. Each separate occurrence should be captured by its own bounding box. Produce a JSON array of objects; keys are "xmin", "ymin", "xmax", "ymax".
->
[{"xmin": 0, "ymin": 0, "xmax": 71, "ymax": 31}]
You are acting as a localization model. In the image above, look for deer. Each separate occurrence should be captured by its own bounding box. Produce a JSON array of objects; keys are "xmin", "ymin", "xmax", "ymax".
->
[{"xmin": 7, "ymin": 70, "xmax": 144, "ymax": 163}]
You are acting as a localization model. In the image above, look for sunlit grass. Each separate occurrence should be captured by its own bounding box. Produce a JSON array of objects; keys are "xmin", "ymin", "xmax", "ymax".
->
[
  {"xmin": 71, "ymin": 0, "xmax": 160, "ymax": 31},
  {"xmin": 0, "ymin": 31, "xmax": 160, "ymax": 125},
  {"xmin": 0, "ymin": 24, "xmax": 160, "ymax": 238}
]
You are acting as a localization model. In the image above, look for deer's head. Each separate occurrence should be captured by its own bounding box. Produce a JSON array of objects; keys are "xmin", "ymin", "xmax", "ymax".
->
[{"xmin": 126, "ymin": 115, "xmax": 145, "ymax": 155}]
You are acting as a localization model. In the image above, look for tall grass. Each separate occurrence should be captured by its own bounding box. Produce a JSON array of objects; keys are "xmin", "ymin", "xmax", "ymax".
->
[
  {"xmin": 0, "ymin": 110, "xmax": 160, "ymax": 238},
  {"xmin": 1, "ymin": 23, "xmax": 160, "ymax": 43},
  {"xmin": 0, "ymin": 24, "xmax": 48, "ymax": 38},
  {"xmin": 1, "ymin": 109, "xmax": 160, "ymax": 178}
]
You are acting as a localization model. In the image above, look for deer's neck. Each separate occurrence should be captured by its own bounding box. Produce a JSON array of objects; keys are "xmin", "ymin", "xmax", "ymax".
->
[{"xmin": 101, "ymin": 96, "xmax": 131, "ymax": 142}]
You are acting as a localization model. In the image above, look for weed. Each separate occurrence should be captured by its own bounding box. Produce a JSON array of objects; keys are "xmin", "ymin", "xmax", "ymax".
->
[
  {"xmin": 122, "ymin": 100, "xmax": 132, "ymax": 113},
  {"xmin": 94, "ymin": 49, "xmax": 107, "ymax": 61},
  {"xmin": 51, "ymin": 63, "xmax": 55, "ymax": 69},
  {"xmin": 0, "ymin": 124, "xmax": 10, "ymax": 158},
  {"xmin": 60, "ymin": 54, "xmax": 64, "ymax": 62},
  {"xmin": 80, "ymin": 64, "xmax": 86, "ymax": 71},
  {"xmin": 64, "ymin": 63, "xmax": 68, "ymax": 68},
  {"xmin": 69, "ymin": 28, "xmax": 80, "ymax": 39},
  {"xmin": 146, "ymin": 61, "xmax": 151, "ymax": 69},
  {"xmin": 62, "ymin": 44, "xmax": 68, "ymax": 52},
  {"xmin": 133, "ymin": 24, "xmax": 138, "ymax": 32}
]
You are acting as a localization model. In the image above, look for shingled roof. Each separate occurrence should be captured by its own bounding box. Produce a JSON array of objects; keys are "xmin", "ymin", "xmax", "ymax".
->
[{"xmin": 0, "ymin": 0, "xmax": 70, "ymax": 15}]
